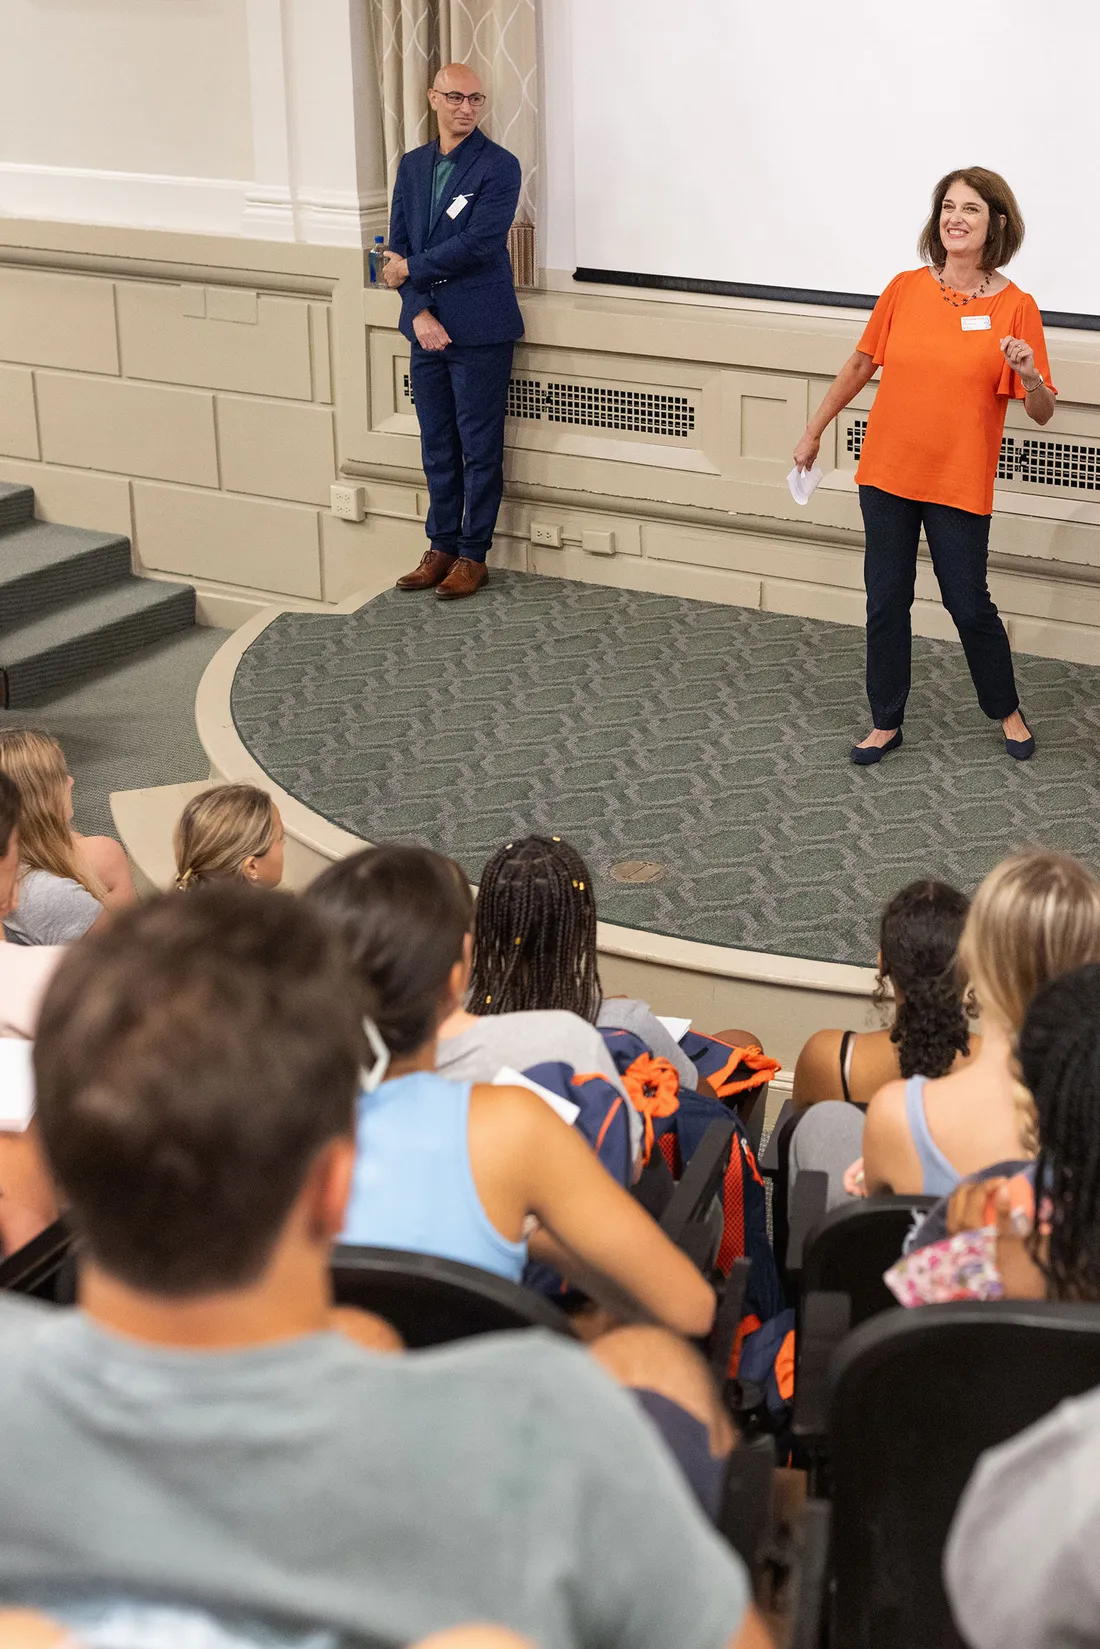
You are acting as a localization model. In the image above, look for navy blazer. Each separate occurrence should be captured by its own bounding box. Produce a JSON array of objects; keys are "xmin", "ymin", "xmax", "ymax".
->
[{"xmin": 388, "ymin": 127, "xmax": 524, "ymax": 347}]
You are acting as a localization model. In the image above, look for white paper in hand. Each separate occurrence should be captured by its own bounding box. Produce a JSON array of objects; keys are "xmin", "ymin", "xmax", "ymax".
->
[
  {"xmin": 0, "ymin": 1040, "xmax": 35, "ymax": 1132},
  {"xmin": 787, "ymin": 464, "xmax": 823, "ymax": 506}
]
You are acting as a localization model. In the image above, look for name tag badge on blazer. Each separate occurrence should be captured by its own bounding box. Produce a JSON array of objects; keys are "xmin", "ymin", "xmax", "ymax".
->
[
  {"xmin": 961, "ymin": 314, "xmax": 992, "ymax": 331},
  {"xmin": 446, "ymin": 194, "xmax": 470, "ymax": 220}
]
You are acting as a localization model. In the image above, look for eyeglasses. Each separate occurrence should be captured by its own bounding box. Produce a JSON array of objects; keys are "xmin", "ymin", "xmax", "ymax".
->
[{"xmin": 434, "ymin": 90, "xmax": 486, "ymax": 107}]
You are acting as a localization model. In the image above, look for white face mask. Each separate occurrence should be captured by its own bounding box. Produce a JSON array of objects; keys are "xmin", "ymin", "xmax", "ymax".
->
[{"xmin": 360, "ymin": 1016, "xmax": 390, "ymax": 1093}]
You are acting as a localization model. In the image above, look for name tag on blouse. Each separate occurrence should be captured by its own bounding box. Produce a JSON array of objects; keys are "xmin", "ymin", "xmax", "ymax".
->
[{"xmin": 961, "ymin": 314, "xmax": 992, "ymax": 331}]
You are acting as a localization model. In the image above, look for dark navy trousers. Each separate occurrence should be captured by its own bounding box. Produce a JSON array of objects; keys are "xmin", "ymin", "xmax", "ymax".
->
[
  {"xmin": 859, "ymin": 484, "xmax": 1020, "ymax": 729},
  {"xmin": 410, "ymin": 339, "xmax": 514, "ymax": 564}
]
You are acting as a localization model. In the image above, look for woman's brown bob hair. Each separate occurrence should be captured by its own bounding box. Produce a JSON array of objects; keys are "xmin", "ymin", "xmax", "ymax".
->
[{"xmin": 918, "ymin": 167, "xmax": 1025, "ymax": 273}]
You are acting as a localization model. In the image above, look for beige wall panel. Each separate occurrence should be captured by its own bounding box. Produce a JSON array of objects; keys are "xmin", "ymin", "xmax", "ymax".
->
[
  {"xmin": 0, "ymin": 457, "xmax": 132, "ymax": 537},
  {"xmin": 218, "ymin": 397, "xmax": 336, "ymax": 506},
  {"xmin": 529, "ymin": 543, "xmax": 762, "ymax": 608},
  {"xmin": 309, "ymin": 305, "xmax": 334, "ymax": 405},
  {"xmin": 761, "ymin": 578, "xmax": 865, "ymax": 626},
  {"xmin": 116, "ymin": 285, "xmax": 312, "ymax": 400},
  {"xmin": 36, "ymin": 373, "xmax": 217, "ymax": 487},
  {"xmin": 986, "ymin": 569, "xmax": 1100, "ymax": 629},
  {"xmin": 910, "ymin": 598, "xmax": 966, "ymax": 644},
  {"xmin": 1010, "ymin": 614, "xmax": 1100, "ymax": 666},
  {"xmin": 990, "ymin": 512, "xmax": 1100, "ymax": 571},
  {"xmin": 643, "ymin": 521, "xmax": 865, "ymax": 590},
  {"xmin": 322, "ymin": 513, "xmax": 426, "ymax": 604},
  {"xmin": 492, "ymin": 540, "xmax": 530, "ymax": 573},
  {"xmin": 0, "ymin": 269, "xmax": 118, "ymax": 374},
  {"xmin": 0, "ymin": 367, "xmax": 39, "ymax": 459},
  {"xmin": 133, "ymin": 483, "xmax": 321, "ymax": 599}
]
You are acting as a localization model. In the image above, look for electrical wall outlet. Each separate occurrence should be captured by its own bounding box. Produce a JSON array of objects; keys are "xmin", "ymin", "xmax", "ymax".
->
[
  {"xmin": 530, "ymin": 522, "xmax": 562, "ymax": 547},
  {"xmin": 330, "ymin": 484, "xmax": 366, "ymax": 522},
  {"xmin": 582, "ymin": 529, "xmax": 616, "ymax": 556}
]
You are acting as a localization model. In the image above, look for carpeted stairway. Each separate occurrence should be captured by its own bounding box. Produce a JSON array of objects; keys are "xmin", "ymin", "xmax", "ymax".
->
[{"xmin": 0, "ymin": 482, "xmax": 195, "ymax": 707}]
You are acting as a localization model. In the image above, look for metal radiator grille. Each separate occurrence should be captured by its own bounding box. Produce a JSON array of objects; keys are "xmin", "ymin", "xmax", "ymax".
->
[
  {"xmin": 848, "ymin": 418, "xmax": 1100, "ymax": 494},
  {"xmin": 998, "ymin": 436, "xmax": 1100, "ymax": 490},
  {"xmin": 403, "ymin": 373, "xmax": 696, "ymax": 438}
]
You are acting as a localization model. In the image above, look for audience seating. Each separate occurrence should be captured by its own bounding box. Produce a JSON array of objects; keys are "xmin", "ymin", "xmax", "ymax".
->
[
  {"xmin": 805, "ymin": 1301, "xmax": 1100, "ymax": 1649},
  {"xmin": 331, "ymin": 1245, "xmax": 575, "ymax": 1347},
  {"xmin": 800, "ymin": 1196, "xmax": 938, "ymax": 1327},
  {"xmin": 717, "ymin": 1430, "xmax": 777, "ymax": 1570},
  {"xmin": 0, "ymin": 1217, "xmax": 76, "ymax": 1304}
]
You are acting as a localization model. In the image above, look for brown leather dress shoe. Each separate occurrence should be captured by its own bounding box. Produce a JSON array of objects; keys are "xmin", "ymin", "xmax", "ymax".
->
[
  {"xmin": 436, "ymin": 558, "xmax": 488, "ymax": 600},
  {"xmin": 396, "ymin": 549, "xmax": 457, "ymax": 590}
]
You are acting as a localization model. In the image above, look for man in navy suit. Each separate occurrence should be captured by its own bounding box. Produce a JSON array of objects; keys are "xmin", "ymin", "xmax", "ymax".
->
[{"xmin": 384, "ymin": 63, "xmax": 523, "ymax": 600}]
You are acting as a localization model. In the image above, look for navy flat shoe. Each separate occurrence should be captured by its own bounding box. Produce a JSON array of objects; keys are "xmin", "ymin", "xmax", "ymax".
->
[
  {"xmin": 1005, "ymin": 732, "xmax": 1035, "ymax": 760},
  {"xmin": 850, "ymin": 728, "xmax": 903, "ymax": 766}
]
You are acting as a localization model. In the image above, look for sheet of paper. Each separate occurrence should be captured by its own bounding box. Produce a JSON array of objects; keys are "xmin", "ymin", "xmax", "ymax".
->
[
  {"xmin": 787, "ymin": 463, "xmax": 823, "ymax": 506},
  {"xmin": 492, "ymin": 1065, "xmax": 580, "ymax": 1126},
  {"xmin": 446, "ymin": 194, "xmax": 469, "ymax": 219},
  {"xmin": 656, "ymin": 1015, "xmax": 692, "ymax": 1043},
  {"xmin": 0, "ymin": 1040, "xmax": 35, "ymax": 1132}
]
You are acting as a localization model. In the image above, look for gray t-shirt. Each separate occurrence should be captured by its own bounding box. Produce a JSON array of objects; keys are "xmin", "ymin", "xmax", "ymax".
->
[
  {"xmin": 597, "ymin": 999, "xmax": 698, "ymax": 1089},
  {"xmin": 946, "ymin": 1383, "xmax": 1100, "ymax": 1649},
  {"xmin": 3, "ymin": 869, "xmax": 101, "ymax": 946},
  {"xmin": 0, "ymin": 1299, "xmax": 748, "ymax": 1649},
  {"xmin": 437, "ymin": 1009, "xmax": 642, "ymax": 1159}
]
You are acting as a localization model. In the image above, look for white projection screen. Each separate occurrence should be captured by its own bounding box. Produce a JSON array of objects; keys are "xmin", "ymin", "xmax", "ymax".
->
[{"xmin": 571, "ymin": 0, "xmax": 1097, "ymax": 323}]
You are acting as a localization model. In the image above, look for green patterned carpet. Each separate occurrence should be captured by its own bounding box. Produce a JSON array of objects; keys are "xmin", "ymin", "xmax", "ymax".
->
[{"xmin": 230, "ymin": 570, "xmax": 1100, "ymax": 966}]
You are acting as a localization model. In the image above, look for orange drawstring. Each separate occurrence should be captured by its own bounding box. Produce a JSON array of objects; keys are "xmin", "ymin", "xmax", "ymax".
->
[{"xmin": 619, "ymin": 1054, "xmax": 681, "ymax": 1165}]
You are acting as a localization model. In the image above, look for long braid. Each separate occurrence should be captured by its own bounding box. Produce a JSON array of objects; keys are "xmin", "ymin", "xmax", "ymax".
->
[
  {"xmin": 1018, "ymin": 964, "xmax": 1100, "ymax": 1302},
  {"xmin": 469, "ymin": 836, "xmax": 602, "ymax": 1022}
]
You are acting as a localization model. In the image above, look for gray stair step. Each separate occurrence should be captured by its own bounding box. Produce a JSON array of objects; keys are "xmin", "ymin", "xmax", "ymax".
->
[
  {"xmin": 1, "ymin": 577, "xmax": 196, "ymax": 707},
  {"xmin": 0, "ymin": 520, "xmax": 132, "ymax": 632},
  {"xmin": 0, "ymin": 484, "xmax": 34, "ymax": 532}
]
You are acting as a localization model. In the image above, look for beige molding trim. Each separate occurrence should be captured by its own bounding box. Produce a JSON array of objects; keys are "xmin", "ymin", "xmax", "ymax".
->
[{"xmin": 338, "ymin": 464, "xmax": 1100, "ymax": 592}]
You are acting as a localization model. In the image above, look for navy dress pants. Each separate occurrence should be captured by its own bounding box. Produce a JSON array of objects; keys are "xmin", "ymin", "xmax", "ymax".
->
[
  {"xmin": 410, "ymin": 338, "xmax": 514, "ymax": 564},
  {"xmin": 859, "ymin": 484, "xmax": 1020, "ymax": 729}
]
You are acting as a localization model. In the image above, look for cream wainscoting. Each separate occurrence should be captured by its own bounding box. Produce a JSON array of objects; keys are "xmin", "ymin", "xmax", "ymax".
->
[{"xmin": 4, "ymin": 218, "xmax": 1100, "ymax": 657}]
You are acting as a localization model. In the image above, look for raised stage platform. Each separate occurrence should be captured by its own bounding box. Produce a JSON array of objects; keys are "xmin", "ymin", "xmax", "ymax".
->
[{"xmin": 194, "ymin": 568, "xmax": 1100, "ymax": 1065}]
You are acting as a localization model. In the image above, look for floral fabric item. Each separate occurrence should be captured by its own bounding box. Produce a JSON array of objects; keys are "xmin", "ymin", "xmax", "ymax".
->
[{"xmin": 886, "ymin": 1227, "xmax": 1004, "ymax": 1306}]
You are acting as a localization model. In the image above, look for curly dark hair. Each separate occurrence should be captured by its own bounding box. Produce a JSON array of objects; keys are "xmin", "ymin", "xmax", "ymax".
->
[
  {"xmin": 874, "ymin": 880, "xmax": 973, "ymax": 1079},
  {"xmin": 1018, "ymin": 964, "xmax": 1100, "ymax": 1302},
  {"xmin": 469, "ymin": 835, "xmax": 601, "ymax": 1023}
]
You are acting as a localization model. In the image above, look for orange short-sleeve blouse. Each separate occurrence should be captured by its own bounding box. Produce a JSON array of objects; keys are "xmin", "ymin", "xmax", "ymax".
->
[{"xmin": 854, "ymin": 267, "xmax": 1055, "ymax": 516}]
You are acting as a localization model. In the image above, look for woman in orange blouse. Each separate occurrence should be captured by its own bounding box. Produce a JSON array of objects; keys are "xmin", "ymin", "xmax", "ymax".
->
[{"xmin": 793, "ymin": 168, "xmax": 1056, "ymax": 765}]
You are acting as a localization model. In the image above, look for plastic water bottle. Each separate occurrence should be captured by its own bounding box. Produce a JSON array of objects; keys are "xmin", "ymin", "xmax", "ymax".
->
[{"xmin": 369, "ymin": 235, "xmax": 386, "ymax": 284}]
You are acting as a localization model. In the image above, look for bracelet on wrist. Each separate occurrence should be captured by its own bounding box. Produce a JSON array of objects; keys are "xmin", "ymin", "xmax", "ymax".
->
[{"xmin": 1024, "ymin": 373, "xmax": 1045, "ymax": 394}]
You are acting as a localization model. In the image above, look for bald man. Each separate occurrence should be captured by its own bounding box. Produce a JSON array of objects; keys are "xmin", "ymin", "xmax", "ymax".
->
[{"xmin": 384, "ymin": 65, "xmax": 523, "ymax": 601}]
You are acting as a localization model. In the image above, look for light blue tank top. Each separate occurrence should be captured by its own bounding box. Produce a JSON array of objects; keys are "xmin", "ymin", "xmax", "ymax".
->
[
  {"xmin": 903, "ymin": 1074, "xmax": 962, "ymax": 1197},
  {"xmin": 341, "ymin": 1070, "xmax": 527, "ymax": 1282}
]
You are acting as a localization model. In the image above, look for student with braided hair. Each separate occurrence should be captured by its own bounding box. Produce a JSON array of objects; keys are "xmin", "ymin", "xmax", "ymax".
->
[
  {"xmin": 439, "ymin": 835, "xmax": 699, "ymax": 1090},
  {"xmin": 785, "ymin": 852, "xmax": 1100, "ymax": 1235},
  {"xmin": 306, "ymin": 844, "xmax": 715, "ymax": 1337},
  {"xmin": 944, "ymin": 964, "xmax": 1100, "ymax": 1649},
  {"xmin": 434, "ymin": 837, "xmax": 641, "ymax": 1110},
  {"xmin": 926, "ymin": 961, "xmax": 1100, "ymax": 1296}
]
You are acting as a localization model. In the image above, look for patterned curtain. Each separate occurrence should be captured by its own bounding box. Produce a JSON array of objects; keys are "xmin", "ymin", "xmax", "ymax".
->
[{"xmin": 368, "ymin": 0, "xmax": 537, "ymax": 226}]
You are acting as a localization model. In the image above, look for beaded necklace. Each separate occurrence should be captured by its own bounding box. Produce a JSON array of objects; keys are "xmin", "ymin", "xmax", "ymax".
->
[{"xmin": 936, "ymin": 266, "xmax": 994, "ymax": 308}]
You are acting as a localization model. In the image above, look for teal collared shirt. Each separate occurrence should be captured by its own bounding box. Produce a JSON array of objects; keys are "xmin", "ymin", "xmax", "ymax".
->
[{"xmin": 430, "ymin": 151, "xmax": 458, "ymax": 225}]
